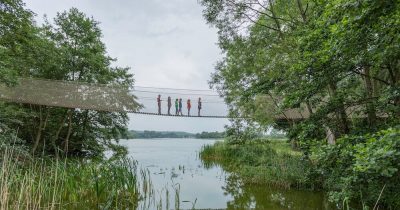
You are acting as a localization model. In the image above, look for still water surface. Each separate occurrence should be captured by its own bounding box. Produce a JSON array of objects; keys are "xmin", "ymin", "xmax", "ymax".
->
[{"xmin": 120, "ymin": 138, "xmax": 335, "ymax": 210}]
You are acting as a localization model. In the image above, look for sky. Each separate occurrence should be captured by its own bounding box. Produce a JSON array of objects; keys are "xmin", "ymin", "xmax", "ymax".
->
[{"xmin": 24, "ymin": 0, "xmax": 230, "ymax": 133}]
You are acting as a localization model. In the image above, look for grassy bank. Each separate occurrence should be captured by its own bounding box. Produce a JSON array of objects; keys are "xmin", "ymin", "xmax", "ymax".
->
[
  {"xmin": 0, "ymin": 148, "xmax": 142, "ymax": 210},
  {"xmin": 201, "ymin": 128, "xmax": 400, "ymax": 209},
  {"xmin": 200, "ymin": 139, "xmax": 312, "ymax": 189}
]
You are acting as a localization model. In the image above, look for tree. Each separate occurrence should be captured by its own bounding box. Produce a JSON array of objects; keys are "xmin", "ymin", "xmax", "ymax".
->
[
  {"xmin": 200, "ymin": 0, "xmax": 400, "ymax": 145},
  {"xmin": 0, "ymin": 4, "xmax": 140, "ymax": 157},
  {"xmin": 0, "ymin": 0, "xmax": 36, "ymax": 84},
  {"xmin": 34, "ymin": 8, "xmax": 138, "ymax": 157}
]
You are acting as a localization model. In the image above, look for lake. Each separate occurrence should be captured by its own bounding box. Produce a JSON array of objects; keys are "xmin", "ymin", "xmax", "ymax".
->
[{"xmin": 120, "ymin": 138, "xmax": 335, "ymax": 210}]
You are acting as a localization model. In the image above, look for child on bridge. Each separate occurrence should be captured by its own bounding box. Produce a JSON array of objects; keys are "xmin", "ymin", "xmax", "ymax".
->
[
  {"xmin": 175, "ymin": 99, "xmax": 179, "ymax": 115},
  {"xmin": 167, "ymin": 96, "xmax": 172, "ymax": 115},
  {"xmin": 157, "ymin": 95, "xmax": 161, "ymax": 114},
  {"xmin": 178, "ymin": 98, "xmax": 183, "ymax": 115},
  {"xmin": 198, "ymin": 97, "xmax": 202, "ymax": 116},
  {"xmin": 187, "ymin": 99, "xmax": 191, "ymax": 116}
]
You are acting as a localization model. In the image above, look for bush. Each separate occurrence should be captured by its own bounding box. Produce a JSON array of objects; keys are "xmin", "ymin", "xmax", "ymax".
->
[
  {"xmin": 310, "ymin": 127, "xmax": 400, "ymax": 209},
  {"xmin": 287, "ymin": 121, "xmax": 326, "ymax": 151},
  {"xmin": 200, "ymin": 140, "xmax": 311, "ymax": 189}
]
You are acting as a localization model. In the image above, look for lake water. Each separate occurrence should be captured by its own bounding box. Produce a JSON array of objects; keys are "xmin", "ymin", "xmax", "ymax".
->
[{"xmin": 120, "ymin": 138, "xmax": 335, "ymax": 210}]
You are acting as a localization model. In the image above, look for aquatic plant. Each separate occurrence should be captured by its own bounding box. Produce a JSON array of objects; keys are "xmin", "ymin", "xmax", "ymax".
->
[
  {"xmin": 200, "ymin": 139, "xmax": 311, "ymax": 189},
  {"xmin": 0, "ymin": 148, "xmax": 141, "ymax": 210}
]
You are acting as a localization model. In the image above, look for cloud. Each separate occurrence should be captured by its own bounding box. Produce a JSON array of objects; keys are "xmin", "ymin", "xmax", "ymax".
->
[{"xmin": 24, "ymin": 0, "xmax": 229, "ymax": 132}]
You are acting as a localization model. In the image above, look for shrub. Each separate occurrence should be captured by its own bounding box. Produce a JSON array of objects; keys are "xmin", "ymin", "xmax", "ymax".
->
[
  {"xmin": 200, "ymin": 140, "xmax": 311, "ymax": 189},
  {"xmin": 310, "ymin": 127, "xmax": 400, "ymax": 209}
]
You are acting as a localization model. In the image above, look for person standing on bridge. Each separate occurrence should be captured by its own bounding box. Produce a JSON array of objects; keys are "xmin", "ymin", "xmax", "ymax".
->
[
  {"xmin": 178, "ymin": 98, "xmax": 183, "ymax": 115},
  {"xmin": 157, "ymin": 95, "xmax": 162, "ymax": 114},
  {"xmin": 187, "ymin": 99, "xmax": 191, "ymax": 116},
  {"xmin": 198, "ymin": 97, "xmax": 202, "ymax": 116},
  {"xmin": 175, "ymin": 98, "xmax": 179, "ymax": 115},
  {"xmin": 167, "ymin": 96, "xmax": 172, "ymax": 115}
]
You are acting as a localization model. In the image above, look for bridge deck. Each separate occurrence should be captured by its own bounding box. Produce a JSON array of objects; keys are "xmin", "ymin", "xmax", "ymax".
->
[
  {"xmin": 129, "ymin": 111, "xmax": 234, "ymax": 118},
  {"xmin": 0, "ymin": 78, "xmax": 308, "ymax": 120}
]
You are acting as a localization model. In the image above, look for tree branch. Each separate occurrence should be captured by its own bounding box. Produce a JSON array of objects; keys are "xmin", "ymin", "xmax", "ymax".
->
[
  {"xmin": 350, "ymin": 69, "xmax": 391, "ymax": 86},
  {"xmin": 241, "ymin": 12, "xmax": 281, "ymax": 32}
]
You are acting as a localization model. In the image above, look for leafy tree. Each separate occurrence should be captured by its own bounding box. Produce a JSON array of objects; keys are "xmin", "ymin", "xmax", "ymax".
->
[
  {"xmin": 32, "ymin": 8, "xmax": 138, "ymax": 157},
  {"xmin": 0, "ymin": 0, "xmax": 35, "ymax": 84},
  {"xmin": 311, "ymin": 127, "xmax": 400, "ymax": 208},
  {"xmin": 200, "ymin": 0, "xmax": 399, "ymax": 145},
  {"xmin": 0, "ymin": 0, "xmax": 44, "ymax": 153},
  {"xmin": 0, "ymin": 3, "xmax": 139, "ymax": 158},
  {"xmin": 200, "ymin": 0, "xmax": 400, "ymax": 207}
]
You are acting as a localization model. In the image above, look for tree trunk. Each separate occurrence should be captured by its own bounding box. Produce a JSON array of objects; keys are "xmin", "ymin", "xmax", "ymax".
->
[
  {"xmin": 31, "ymin": 106, "xmax": 43, "ymax": 155},
  {"xmin": 387, "ymin": 63, "xmax": 400, "ymax": 114},
  {"xmin": 297, "ymin": 0, "xmax": 307, "ymax": 22},
  {"xmin": 387, "ymin": 63, "xmax": 398, "ymax": 86},
  {"xmin": 325, "ymin": 126, "xmax": 336, "ymax": 145},
  {"xmin": 80, "ymin": 110, "xmax": 90, "ymax": 149},
  {"xmin": 52, "ymin": 111, "xmax": 68, "ymax": 158},
  {"xmin": 306, "ymin": 100, "xmax": 313, "ymax": 117},
  {"xmin": 362, "ymin": 66, "xmax": 377, "ymax": 127},
  {"xmin": 32, "ymin": 106, "xmax": 50, "ymax": 155},
  {"xmin": 268, "ymin": 0, "xmax": 283, "ymax": 37},
  {"xmin": 267, "ymin": 91, "xmax": 293, "ymax": 125},
  {"xmin": 64, "ymin": 109, "xmax": 73, "ymax": 155},
  {"xmin": 328, "ymin": 83, "xmax": 350, "ymax": 135}
]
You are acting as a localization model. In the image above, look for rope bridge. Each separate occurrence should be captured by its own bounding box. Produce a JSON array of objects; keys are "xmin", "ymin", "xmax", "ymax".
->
[
  {"xmin": 0, "ymin": 77, "xmax": 309, "ymax": 120},
  {"xmin": 0, "ymin": 78, "xmax": 141, "ymax": 112},
  {"xmin": 0, "ymin": 78, "xmax": 235, "ymax": 118},
  {"xmin": 130, "ymin": 111, "xmax": 230, "ymax": 118}
]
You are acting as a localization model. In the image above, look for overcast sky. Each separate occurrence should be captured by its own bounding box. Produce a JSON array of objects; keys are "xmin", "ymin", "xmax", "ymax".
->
[{"xmin": 25, "ymin": 0, "xmax": 230, "ymax": 133}]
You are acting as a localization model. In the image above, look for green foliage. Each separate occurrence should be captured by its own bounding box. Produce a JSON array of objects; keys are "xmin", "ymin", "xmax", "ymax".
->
[
  {"xmin": 0, "ymin": 148, "xmax": 140, "ymax": 209},
  {"xmin": 121, "ymin": 130, "xmax": 225, "ymax": 139},
  {"xmin": 200, "ymin": 1, "xmax": 400, "ymax": 206},
  {"xmin": 195, "ymin": 131, "xmax": 226, "ymax": 139},
  {"xmin": 200, "ymin": 139, "xmax": 311, "ymax": 189},
  {"xmin": 0, "ymin": 0, "xmax": 36, "ymax": 84},
  {"xmin": 224, "ymin": 119, "xmax": 262, "ymax": 145},
  {"xmin": 310, "ymin": 128, "xmax": 400, "ymax": 209},
  {"xmin": 288, "ymin": 120, "xmax": 326, "ymax": 150},
  {"xmin": 0, "ymin": 1, "xmax": 139, "ymax": 157},
  {"xmin": 126, "ymin": 130, "xmax": 194, "ymax": 139},
  {"xmin": 200, "ymin": 0, "xmax": 400, "ymax": 143}
]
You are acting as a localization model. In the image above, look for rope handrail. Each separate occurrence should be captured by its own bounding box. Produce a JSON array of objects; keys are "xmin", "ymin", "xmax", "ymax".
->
[
  {"xmin": 128, "ymin": 111, "xmax": 238, "ymax": 119},
  {"xmin": 0, "ymin": 77, "xmax": 309, "ymax": 120}
]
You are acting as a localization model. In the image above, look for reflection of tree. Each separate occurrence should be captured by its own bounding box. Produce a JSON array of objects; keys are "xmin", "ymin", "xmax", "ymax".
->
[
  {"xmin": 200, "ymin": 157, "xmax": 219, "ymax": 170},
  {"xmin": 215, "ymin": 166, "xmax": 335, "ymax": 210},
  {"xmin": 223, "ymin": 173, "xmax": 255, "ymax": 210}
]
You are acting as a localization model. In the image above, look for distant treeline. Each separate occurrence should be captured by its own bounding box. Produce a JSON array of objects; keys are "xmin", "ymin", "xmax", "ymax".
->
[
  {"xmin": 120, "ymin": 130, "xmax": 226, "ymax": 139},
  {"xmin": 120, "ymin": 129, "xmax": 287, "ymax": 140}
]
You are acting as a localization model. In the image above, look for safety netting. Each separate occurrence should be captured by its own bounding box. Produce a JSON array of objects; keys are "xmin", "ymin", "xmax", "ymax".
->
[
  {"xmin": 0, "ymin": 77, "xmax": 141, "ymax": 112},
  {"xmin": 0, "ymin": 77, "xmax": 314, "ymax": 119}
]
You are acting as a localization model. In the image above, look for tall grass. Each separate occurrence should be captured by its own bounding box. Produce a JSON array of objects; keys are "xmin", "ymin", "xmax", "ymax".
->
[
  {"xmin": 200, "ymin": 140, "xmax": 311, "ymax": 189},
  {"xmin": 0, "ymin": 147, "xmax": 141, "ymax": 210}
]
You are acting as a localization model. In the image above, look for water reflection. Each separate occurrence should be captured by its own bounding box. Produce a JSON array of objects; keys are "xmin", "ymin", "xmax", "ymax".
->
[
  {"xmin": 120, "ymin": 138, "xmax": 336, "ymax": 210},
  {"xmin": 221, "ymin": 173, "xmax": 334, "ymax": 210}
]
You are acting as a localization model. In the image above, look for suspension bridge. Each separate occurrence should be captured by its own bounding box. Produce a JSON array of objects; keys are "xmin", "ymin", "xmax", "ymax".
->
[{"xmin": 0, "ymin": 77, "xmax": 309, "ymax": 120}]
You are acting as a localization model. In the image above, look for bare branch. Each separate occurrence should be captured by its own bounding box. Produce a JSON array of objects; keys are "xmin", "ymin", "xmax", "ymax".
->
[
  {"xmin": 241, "ymin": 12, "xmax": 281, "ymax": 32},
  {"xmin": 351, "ymin": 69, "xmax": 392, "ymax": 86},
  {"xmin": 226, "ymin": 0, "xmax": 291, "ymax": 23}
]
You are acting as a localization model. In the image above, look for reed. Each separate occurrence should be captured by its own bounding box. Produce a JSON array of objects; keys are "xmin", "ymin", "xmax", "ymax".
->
[
  {"xmin": 200, "ymin": 140, "xmax": 311, "ymax": 189},
  {"xmin": 0, "ymin": 147, "xmax": 141, "ymax": 210}
]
